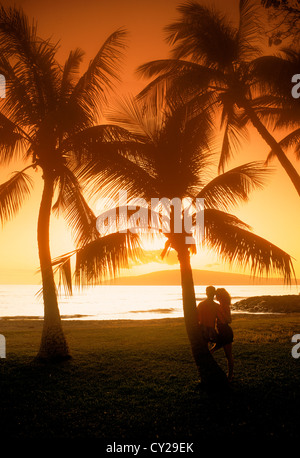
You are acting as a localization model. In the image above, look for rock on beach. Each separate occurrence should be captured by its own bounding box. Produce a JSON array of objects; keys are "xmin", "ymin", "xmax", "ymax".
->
[{"xmin": 233, "ymin": 295, "xmax": 300, "ymax": 313}]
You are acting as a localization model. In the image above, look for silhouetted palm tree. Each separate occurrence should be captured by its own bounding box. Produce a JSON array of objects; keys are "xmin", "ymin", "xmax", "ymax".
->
[
  {"xmin": 0, "ymin": 6, "xmax": 134, "ymax": 360},
  {"xmin": 73, "ymin": 95, "xmax": 295, "ymax": 387},
  {"xmin": 251, "ymin": 48, "xmax": 300, "ymax": 163},
  {"xmin": 136, "ymin": 0, "xmax": 300, "ymax": 197}
]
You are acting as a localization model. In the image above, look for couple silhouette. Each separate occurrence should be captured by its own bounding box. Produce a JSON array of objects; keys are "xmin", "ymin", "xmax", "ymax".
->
[{"xmin": 197, "ymin": 285, "xmax": 234, "ymax": 382}]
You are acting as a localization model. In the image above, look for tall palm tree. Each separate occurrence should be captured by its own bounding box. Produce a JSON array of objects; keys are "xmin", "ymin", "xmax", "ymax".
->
[
  {"xmin": 136, "ymin": 0, "xmax": 300, "ymax": 197},
  {"xmin": 250, "ymin": 48, "xmax": 300, "ymax": 163},
  {"xmin": 0, "ymin": 6, "xmax": 135, "ymax": 361},
  {"xmin": 73, "ymin": 96, "xmax": 295, "ymax": 387}
]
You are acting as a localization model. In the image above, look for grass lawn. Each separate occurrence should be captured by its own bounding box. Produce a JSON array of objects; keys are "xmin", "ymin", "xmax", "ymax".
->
[{"xmin": 0, "ymin": 314, "xmax": 300, "ymax": 446}]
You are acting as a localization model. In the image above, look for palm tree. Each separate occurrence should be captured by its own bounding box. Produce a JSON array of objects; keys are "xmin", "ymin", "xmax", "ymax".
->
[
  {"xmin": 136, "ymin": 0, "xmax": 300, "ymax": 197},
  {"xmin": 0, "ymin": 6, "xmax": 135, "ymax": 361},
  {"xmin": 250, "ymin": 48, "xmax": 300, "ymax": 164},
  {"xmin": 52, "ymin": 231, "xmax": 142, "ymax": 295},
  {"xmin": 73, "ymin": 96, "xmax": 295, "ymax": 387}
]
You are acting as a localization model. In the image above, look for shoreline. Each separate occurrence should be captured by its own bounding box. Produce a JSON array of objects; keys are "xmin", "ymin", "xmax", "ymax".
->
[
  {"xmin": 1, "ymin": 293, "xmax": 300, "ymax": 321},
  {"xmin": 0, "ymin": 311, "xmax": 299, "ymax": 321},
  {"xmin": 1, "ymin": 312, "xmax": 300, "ymax": 326},
  {"xmin": 0, "ymin": 294, "xmax": 299, "ymax": 322}
]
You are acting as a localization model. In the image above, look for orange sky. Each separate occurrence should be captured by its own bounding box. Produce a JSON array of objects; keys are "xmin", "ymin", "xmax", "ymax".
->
[{"xmin": 0, "ymin": 0, "xmax": 299, "ymax": 284}]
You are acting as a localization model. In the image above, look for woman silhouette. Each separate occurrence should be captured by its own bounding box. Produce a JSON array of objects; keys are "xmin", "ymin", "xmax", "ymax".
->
[{"xmin": 211, "ymin": 288, "xmax": 234, "ymax": 382}]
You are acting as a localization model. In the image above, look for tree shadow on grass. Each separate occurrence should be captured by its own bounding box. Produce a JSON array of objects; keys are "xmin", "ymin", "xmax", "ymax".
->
[{"xmin": 0, "ymin": 344, "xmax": 299, "ymax": 441}]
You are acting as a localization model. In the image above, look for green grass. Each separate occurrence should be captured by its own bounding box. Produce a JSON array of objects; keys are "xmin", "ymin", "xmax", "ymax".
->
[{"xmin": 0, "ymin": 314, "xmax": 300, "ymax": 444}]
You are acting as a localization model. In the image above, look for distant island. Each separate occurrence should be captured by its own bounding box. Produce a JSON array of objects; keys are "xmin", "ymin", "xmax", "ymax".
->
[{"xmin": 104, "ymin": 269, "xmax": 299, "ymax": 286}]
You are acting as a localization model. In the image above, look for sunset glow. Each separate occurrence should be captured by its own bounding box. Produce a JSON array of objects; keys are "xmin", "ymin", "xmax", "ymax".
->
[
  {"xmin": 1, "ymin": 0, "xmax": 300, "ymax": 441},
  {"xmin": 0, "ymin": 0, "xmax": 299, "ymax": 284}
]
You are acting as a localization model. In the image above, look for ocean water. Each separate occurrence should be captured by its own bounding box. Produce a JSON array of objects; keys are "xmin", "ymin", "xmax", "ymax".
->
[{"xmin": 0, "ymin": 284, "xmax": 298, "ymax": 321}]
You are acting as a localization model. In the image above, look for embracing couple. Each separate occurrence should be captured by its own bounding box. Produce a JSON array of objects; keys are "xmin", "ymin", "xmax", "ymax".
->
[{"xmin": 197, "ymin": 285, "xmax": 234, "ymax": 382}]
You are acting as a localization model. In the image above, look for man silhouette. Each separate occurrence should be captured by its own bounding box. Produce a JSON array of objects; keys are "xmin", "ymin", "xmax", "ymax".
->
[{"xmin": 197, "ymin": 285, "xmax": 218, "ymax": 344}]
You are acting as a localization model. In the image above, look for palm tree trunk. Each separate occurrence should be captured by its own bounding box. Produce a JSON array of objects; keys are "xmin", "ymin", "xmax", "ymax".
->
[
  {"xmin": 36, "ymin": 172, "xmax": 70, "ymax": 361},
  {"xmin": 177, "ymin": 244, "xmax": 228, "ymax": 388},
  {"xmin": 241, "ymin": 97, "xmax": 300, "ymax": 198}
]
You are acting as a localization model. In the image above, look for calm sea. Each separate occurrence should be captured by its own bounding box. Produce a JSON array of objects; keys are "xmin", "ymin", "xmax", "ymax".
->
[{"xmin": 0, "ymin": 284, "xmax": 298, "ymax": 321}]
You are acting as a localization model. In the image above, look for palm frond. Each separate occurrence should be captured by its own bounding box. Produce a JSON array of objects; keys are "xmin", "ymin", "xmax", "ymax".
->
[
  {"xmin": 279, "ymin": 128, "xmax": 300, "ymax": 160},
  {"xmin": 0, "ymin": 55, "xmax": 41, "ymax": 129},
  {"xmin": 218, "ymin": 91, "xmax": 250, "ymax": 172},
  {"xmin": 249, "ymin": 94, "xmax": 284, "ymax": 129},
  {"xmin": 60, "ymin": 48, "xmax": 85, "ymax": 101},
  {"xmin": 251, "ymin": 51, "xmax": 300, "ymax": 120},
  {"xmin": 219, "ymin": 118, "xmax": 249, "ymax": 173},
  {"xmin": 52, "ymin": 167, "xmax": 98, "ymax": 247},
  {"xmin": 237, "ymin": 0, "xmax": 263, "ymax": 62},
  {"xmin": 55, "ymin": 48, "xmax": 92, "ymax": 135},
  {"xmin": 64, "ymin": 123, "xmax": 141, "ymax": 155},
  {"xmin": 70, "ymin": 28, "xmax": 127, "ymax": 121},
  {"xmin": 204, "ymin": 208, "xmax": 295, "ymax": 284},
  {"xmin": 0, "ymin": 167, "xmax": 33, "ymax": 225},
  {"xmin": 0, "ymin": 110, "xmax": 30, "ymax": 164},
  {"xmin": 52, "ymin": 231, "xmax": 142, "ymax": 292},
  {"xmin": 197, "ymin": 161, "xmax": 272, "ymax": 211},
  {"xmin": 66, "ymin": 124, "xmax": 158, "ymax": 202},
  {"xmin": 157, "ymin": 99, "xmax": 215, "ymax": 197},
  {"xmin": 266, "ymin": 127, "xmax": 300, "ymax": 163},
  {"xmin": 165, "ymin": 1, "xmax": 238, "ymax": 68},
  {"xmin": 137, "ymin": 60, "xmax": 222, "ymax": 115},
  {"xmin": 106, "ymin": 94, "xmax": 161, "ymax": 141},
  {"xmin": 75, "ymin": 231, "xmax": 142, "ymax": 287},
  {"xmin": 52, "ymin": 253, "xmax": 73, "ymax": 296},
  {"xmin": 0, "ymin": 6, "xmax": 60, "ymax": 115},
  {"xmin": 137, "ymin": 58, "xmax": 216, "ymax": 82},
  {"xmin": 107, "ymin": 94, "xmax": 216, "ymax": 199}
]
